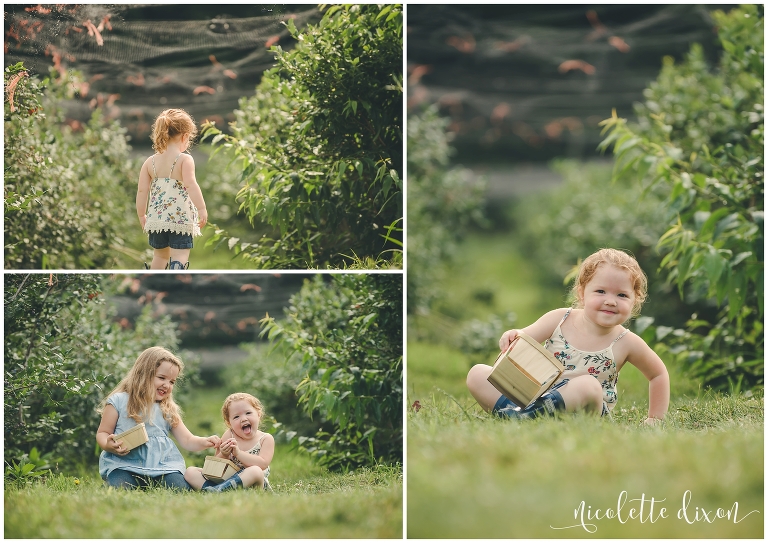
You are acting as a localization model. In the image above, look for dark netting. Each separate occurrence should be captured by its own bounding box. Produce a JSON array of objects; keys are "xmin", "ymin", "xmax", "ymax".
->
[
  {"xmin": 407, "ymin": 4, "xmax": 730, "ymax": 162},
  {"xmin": 4, "ymin": 4, "xmax": 322, "ymax": 145}
]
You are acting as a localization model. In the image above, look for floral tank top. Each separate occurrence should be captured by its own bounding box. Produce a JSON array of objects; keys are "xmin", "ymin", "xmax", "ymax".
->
[
  {"xmin": 143, "ymin": 153, "xmax": 201, "ymax": 237},
  {"xmin": 544, "ymin": 309, "xmax": 628, "ymax": 414},
  {"xmin": 226, "ymin": 432, "xmax": 272, "ymax": 491}
]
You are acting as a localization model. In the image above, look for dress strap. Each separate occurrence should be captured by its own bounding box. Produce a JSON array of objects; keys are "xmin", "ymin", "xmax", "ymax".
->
[
  {"xmin": 610, "ymin": 329, "xmax": 629, "ymax": 346},
  {"xmin": 560, "ymin": 308, "xmax": 572, "ymax": 324},
  {"xmin": 151, "ymin": 155, "xmax": 158, "ymax": 178},
  {"xmin": 169, "ymin": 153, "xmax": 182, "ymax": 176}
]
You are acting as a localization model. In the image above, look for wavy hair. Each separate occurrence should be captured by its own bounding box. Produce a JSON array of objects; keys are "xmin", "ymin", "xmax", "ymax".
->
[
  {"xmin": 150, "ymin": 108, "xmax": 198, "ymax": 153},
  {"xmin": 99, "ymin": 346, "xmax": 184, "ymax": 427},
  {"xmin": 570, "ymin": 248, "xmax": 648, "ymax": 317}
]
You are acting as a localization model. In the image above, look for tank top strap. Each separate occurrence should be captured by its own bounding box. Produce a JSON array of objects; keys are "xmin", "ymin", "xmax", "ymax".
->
[
  {"xmin": 169, "ymin": 153, "xmax": 183, "ymax": 176},
  {"xmin": 560, "ymin": 308, "xmax": 572, "ymax": 324},
  {"xmin": 151, "ymin": 155, "xmax": 158, "ymax": 178},
  {"xmin": 610, "ymin": 328, "xmax": 629, "ymax": 347}
]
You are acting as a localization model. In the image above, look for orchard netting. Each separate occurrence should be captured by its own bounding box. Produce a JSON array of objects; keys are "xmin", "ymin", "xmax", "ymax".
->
[
  {"xmin": 406, "ymin": 4, "xmax": 727, "ymax": 161},
  {"xmin": 4, "ymin": 4, "xmax": 321, "ymax": 146}
]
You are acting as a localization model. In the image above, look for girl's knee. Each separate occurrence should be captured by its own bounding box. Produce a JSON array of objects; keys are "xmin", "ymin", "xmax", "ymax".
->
[{"xmin": 466, "ymin": 364, "xmax": 490, "ymax": 390}]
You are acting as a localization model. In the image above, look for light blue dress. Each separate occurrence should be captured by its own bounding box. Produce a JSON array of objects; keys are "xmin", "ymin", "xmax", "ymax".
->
[{"xmin": 98, "ymin": 392, "xmax": 187, "ymax": 480}]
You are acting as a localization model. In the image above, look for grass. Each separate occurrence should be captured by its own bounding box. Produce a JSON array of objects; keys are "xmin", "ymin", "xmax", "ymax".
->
[
  {"xmin": 5, "ymin": 361, "xmax": 402, "ymax": 539},
  {"xmin": 406, "ymin": 231, "xmax": 764, "ymax": 539}
]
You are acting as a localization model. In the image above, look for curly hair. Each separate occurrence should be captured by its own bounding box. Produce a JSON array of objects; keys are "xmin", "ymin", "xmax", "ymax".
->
[
  {"xmin": 221, "ymin": 392, "xmax": 265, "ymax": 430},
  {"xmin": 150, "ymin": 108, "xmax": 198, "ymax": 153},
  {"xmin": 570, "ymin": 248, "xmax": 648, "ymax": 317}
]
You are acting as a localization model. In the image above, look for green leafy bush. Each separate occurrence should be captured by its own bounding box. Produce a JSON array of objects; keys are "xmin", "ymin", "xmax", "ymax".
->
[
  {"xmin": 4, "ymin": 63, "xmax": 137, "ymax": 269},
  {"xmin": 599, "ymin": 5, "xmax": 763, "ymax": 391},
  {"xmin": 407, "ymin": 106, "xmax": 486, "ymax": 313},
  {"xmin": 260, "ymin": 274, "xmax": 402, "ymax": 470},
  {"xmin": 4, "ymin": 274, "xmax": 184, "ymax": 467},
  {"xmin": 201, "ymin": 5, "xmax": 403, "ymax": 268}
]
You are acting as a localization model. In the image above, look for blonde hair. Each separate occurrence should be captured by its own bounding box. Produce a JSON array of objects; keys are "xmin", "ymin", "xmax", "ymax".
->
[
  {"xmin": 100, "ymin": 346, "xmax": 184, "ymax": 427},
  {"xmin": 221, "ymin": 392, "xmax": 265, "ymax": 430},
  {"xmin": 150, "ymin": 108, "xmax": 197, "ymax": 153},
  {"xmin": 571, "ymin": 248, "xmax": 648, "ymax": 317}
]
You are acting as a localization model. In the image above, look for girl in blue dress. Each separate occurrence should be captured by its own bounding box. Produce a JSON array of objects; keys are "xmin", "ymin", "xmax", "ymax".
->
[{"xmin": 96, "ymin": 346, "xmax": 221, "ymax": 489}]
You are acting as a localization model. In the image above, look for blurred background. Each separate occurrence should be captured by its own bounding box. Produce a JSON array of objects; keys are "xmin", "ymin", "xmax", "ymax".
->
[
  {"xmin": 4, "ymin": 4, "xmax": 320, "ymax": 144},
  {"xmin": 406, "ymin": 3, "xmax": 734, "ymax": 361}
]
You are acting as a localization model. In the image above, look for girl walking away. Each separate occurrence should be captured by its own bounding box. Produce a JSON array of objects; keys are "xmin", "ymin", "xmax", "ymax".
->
[
  {"xmin": 467, "ymin": 248, "xmax": 670, "ymax": 424},
  {"xmin": 136, "ymin": 109, "xmax": 208, "ymax": 270},
  {"xmin": 185, "ymin": 392, "xmax": 274, "ymax": 492},
  {"xmin": 96, "ymin": 347, "xmax": 220, "ymax": 490}
]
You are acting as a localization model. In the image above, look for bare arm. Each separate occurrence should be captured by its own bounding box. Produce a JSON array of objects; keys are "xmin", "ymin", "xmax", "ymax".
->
[
  {"xmin": 96, "ymin": 404, "xmax": 129, "ymax": 456},
  {"xmin": 136, "ymin": 159, "xmax": 152, "ymax": 229},
  {"xmin": 499, "ymin": 308, "xmax": 569, "ymax": 351},
  {"xmin": 625, "ymin": 332, "xmax": 670, "ymax": 422},
  {"xmin": 170, "ymin": 419, "xmax": 220, "ymax": 452},
  {"xmin": 179, "ymin": 154, "xmax": 207, "ymax": 227}
]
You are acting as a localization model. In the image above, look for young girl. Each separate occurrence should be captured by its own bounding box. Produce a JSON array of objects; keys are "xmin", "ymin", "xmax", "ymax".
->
[
  {"xmin": 136, "ymin": 108, "xmax": 208, "ymax": 270},
  {"xmin": 185, "ymin": 392, "xmax": 274, "ymax": 492},
  {"xmin": 467, "ymin": 248, "xmax": 670, "ymax": 424},
  {"xmin": 96, "ymin": 346, "xmax": 220, "ymax": 489}
]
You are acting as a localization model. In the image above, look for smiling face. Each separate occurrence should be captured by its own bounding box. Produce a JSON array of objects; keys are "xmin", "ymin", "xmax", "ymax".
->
[
  {"xmin": 226, "ymin": 399, "xmax": 262, "ymax": 440},
  {"xmin": 153, "ymin": 361, "xmax": 180, "ymax": 402},
  {"xmin": 577, "ymin": 264, "xmax": 635, "ymax": 328}
]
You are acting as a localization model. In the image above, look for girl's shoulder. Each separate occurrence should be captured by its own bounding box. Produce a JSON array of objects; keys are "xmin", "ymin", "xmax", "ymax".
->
[{"xmin": 106, "ymin": 391, "xmax": 129, "ymax": 408}]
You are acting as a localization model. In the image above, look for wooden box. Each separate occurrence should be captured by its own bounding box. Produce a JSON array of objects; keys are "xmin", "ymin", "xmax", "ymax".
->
[
  {"xmin": 113, "ymin": 423, "xmax": 148, "ymax": 451},
  {"xmin": 202, "ymin": 456, "xmax": 241, "ymax": 483},
  {"xmin": 487, "ymin": 332, "xmax": 565, "ymax": 409}
]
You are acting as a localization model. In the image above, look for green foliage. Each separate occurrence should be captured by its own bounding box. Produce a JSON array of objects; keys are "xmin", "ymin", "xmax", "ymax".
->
[
  {"xmin": 201, "ymin": 5, "xmax": 403, "ymax": 268},
  {"xmin": 599, "ymin": 5, "xmax": 764, "ymax": 391},
  {"xmin": 514, "ymin": 159, "xmax": 669, "ymax": 285},
  {"xmin": 4, "ymin": 63, "xmax": 138, "ymax": 269},
  {"xmin": 4, "ymin": 447, "xmax": 60, "ymax": 486},
  {"xmin": 260, "ymin": 274, "xmax": 402, "ymax": 470},
  {"xmin": 4, "ymin": 274, "xmax": 182, "ymax": 467},
  {"xmin": 407, "ymin": 106, "xmax": 486, "ymax": 313}
]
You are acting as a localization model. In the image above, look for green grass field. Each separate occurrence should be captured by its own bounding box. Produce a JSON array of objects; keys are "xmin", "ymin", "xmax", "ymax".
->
[
  {"xmin": 406, "ymin": 232, "xmax": 764, "ymax": 539},
  {"xmin": 5, "ymin": 372, "xmax": 402, "ymax": 539}
]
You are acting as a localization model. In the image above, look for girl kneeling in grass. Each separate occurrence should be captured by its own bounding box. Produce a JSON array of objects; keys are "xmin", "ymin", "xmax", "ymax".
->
[
  {"xmin": 467, "ymin": 248, "xmax": 670, "ymax": 424},
  {"xmin": 185, "ymin": 392, "xmax": 274, "ymax": 492}
]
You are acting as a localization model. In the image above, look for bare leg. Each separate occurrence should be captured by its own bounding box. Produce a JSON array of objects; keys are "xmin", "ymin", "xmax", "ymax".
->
[
  {"xmin": 150, "ymin": 247, "xmax": 170, "ymax": 269},
  {"xmin": 466, "ymin": 364, "xmax": 505, "ymax": 412},
  {"xmin": 469, "ymin": 364, "xmax": 603, "ymax": 415},
  {"xmin": 169, "ymin": 248, "xmax": 191, "ymax": 269},
  {"xmin": 556, "ymin": 375, "xmax": 603, "ymax": 414},
  {"xmin": 237, "ymin": 466, "xmax": 265, "ymax": 489},
  {"xmin": 184, "ymin": 467, "xmax": 207, "ymax": 490}
]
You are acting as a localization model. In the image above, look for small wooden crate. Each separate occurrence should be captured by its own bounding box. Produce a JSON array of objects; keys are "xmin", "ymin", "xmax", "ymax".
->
[
  {"xmin": 113, "ymin": 423, "xmax": 148, "ymax": 451},
  {"xmin": 488, "ymin": 332, "xmax": 565, "ymax": 409},
  {"xmin": 202, "ymin": 456, "xmax": 241, "ymax": 483}
]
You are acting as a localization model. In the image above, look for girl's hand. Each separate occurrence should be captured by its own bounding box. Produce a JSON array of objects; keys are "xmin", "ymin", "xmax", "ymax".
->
[
  {"xmin": 219, "ymin": 437, "xmax": 239, "ymax": 457},
  {"xmin": 643, "ymin": 417, "xmax": 662, "ymax": 426},
  {"xmin": 198, "ymin": 207, "xmax": 208, "ymax": 228},
  {"xmin": 499, "ymin": 329, "xmax": 520, "ymax": 352},
  {"xmin": 106, "ymin": 435, "xmax": 130, "ymax": 456},
  {"xmin": 205, "ymin": 435, "xmax": 220, "ymax": 449},
  {"xmin": 139, "ymin": 214, "xmax": 147, "ymax": 229}
]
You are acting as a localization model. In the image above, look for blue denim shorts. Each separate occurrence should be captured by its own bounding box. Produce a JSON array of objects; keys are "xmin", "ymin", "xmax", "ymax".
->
[
  {"xmin": 492, "ymin": 379, "xmax": 609, "ymax": 417},
  {"xmin": 148, "ymin": 230, "xmax": 193, "ymax": 250}
]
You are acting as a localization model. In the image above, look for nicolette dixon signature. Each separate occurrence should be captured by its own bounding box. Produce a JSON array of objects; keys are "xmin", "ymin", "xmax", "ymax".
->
[{"xmin": 550, "ymin": 490, "xmax": 760, "ymax": 534}]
